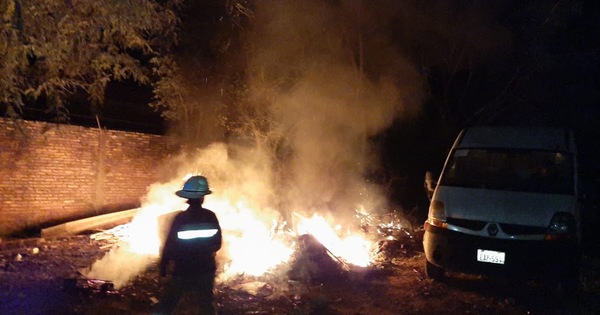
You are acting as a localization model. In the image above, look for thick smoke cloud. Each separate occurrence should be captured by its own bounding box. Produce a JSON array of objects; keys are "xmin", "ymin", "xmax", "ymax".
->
[
  {"xmin": 85, "ymin": 0, "xmax": 427, "ymax": 287},
  {"xmin": 245, "ymin": 0, "xmax": 424, "ymax": 219}
]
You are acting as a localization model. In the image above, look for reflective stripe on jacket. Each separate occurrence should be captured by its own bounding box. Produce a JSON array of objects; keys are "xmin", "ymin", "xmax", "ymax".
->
[{"xmin": 160, "ymin": 205, "xmax": 222, "ymax": 276}]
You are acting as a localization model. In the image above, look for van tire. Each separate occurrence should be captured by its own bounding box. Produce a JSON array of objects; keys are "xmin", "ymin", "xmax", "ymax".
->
[{"xmin": 425, "ymin": 260, "xmax": 445, "ymax": 281}]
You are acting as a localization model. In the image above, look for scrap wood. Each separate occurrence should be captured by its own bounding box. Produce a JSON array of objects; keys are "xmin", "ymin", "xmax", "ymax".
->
[
  {"xmin": 291, "ymin": 212, "xmax": 351, "ymax": 270},
  {"xmin": 308, "ymin": 234, "xmax": 350, "ymax": 271},
  {"xmin": 63, "ymin": 277, "xmax": 115, "ymax": 294},
  {"xmin": 41, "ymin": 208, "xmax": 140, "ymax": 237}
]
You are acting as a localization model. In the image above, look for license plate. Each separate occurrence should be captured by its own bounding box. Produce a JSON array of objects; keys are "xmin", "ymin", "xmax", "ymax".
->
[{"xmin": 477, "ymin": 249, "xmax": 506, "ymax": 264}]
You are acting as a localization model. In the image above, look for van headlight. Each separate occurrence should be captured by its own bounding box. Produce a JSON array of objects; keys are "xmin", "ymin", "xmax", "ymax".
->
[
  {"xmin": 545, "ymin": 212, "xmax": 576, "ymax": 240},
  {"xmin": 428, "ymin": 200, "xmax": 447, "ymax": 228}
]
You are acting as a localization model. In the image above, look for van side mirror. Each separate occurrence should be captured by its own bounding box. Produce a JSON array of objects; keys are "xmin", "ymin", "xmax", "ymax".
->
[{"xmin": 424, "ymin": 171, "xmax": 437, "ymax": 201}]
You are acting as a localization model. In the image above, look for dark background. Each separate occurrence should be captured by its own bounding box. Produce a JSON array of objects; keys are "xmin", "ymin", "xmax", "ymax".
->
[{"xmin": 15, "ymin": 0, "xmax": 600, "ymax": 224}]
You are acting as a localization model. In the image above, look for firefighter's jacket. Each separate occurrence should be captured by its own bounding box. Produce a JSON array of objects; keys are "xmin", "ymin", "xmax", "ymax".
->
[{"xmin": 160, "ymin": 204, "xmax": 222, "ymax": 277}]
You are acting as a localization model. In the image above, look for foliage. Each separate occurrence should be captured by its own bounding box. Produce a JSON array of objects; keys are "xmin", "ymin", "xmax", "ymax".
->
[
  {"xmin": 0, "ymin": 0, "xmax": 180, "ymax": 121},
  {"xmin": 149, "ymin": 0, "xmax": 254, "ymax": 147}
]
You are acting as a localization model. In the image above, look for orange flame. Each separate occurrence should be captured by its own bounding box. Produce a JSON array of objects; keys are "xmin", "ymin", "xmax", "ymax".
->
[
  {"xmin": 86, "ymin": 177, "xmax": 378, "ymax": 288},
  {"xmin": 296, "ymin": 213, "xmax": 373, "ymax": 267}
]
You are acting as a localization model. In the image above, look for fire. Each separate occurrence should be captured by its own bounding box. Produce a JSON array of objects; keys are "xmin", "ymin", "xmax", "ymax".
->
[
  {"xmin": 205, "ymin": 198, "xmax": 295, "ymax": 278},
  {"xmin": 220, "ymin": 219, "xmax": 293, "ymax": 277},
  {"xmin": 296, "ymin": 214, "xmax": 373, "ymax": 267},
  {"xmin": 86, "ymin": 178, "xmax": 379, "ymax": 288},
  {"xmin": 126, "ymin": 206, "xmax": 166, "ymax": 255},
  {"xmin": 137, "ymin": 180, "xmax": 378, "ymax": 275}
]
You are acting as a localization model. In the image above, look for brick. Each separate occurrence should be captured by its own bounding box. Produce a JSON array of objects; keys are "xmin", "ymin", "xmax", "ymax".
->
[{"xmin": 0, "ymin": 118, "xmax": 177, "ymax": 236}]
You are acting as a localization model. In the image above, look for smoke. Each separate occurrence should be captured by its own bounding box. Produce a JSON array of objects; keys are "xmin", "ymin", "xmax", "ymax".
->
[
  {"xmin": 84, "ymin": 247, "xmax": 153, "ymax": 289},
  {"xmin": 245, "ymin": 0, "xmax": 424, "ymax": 219},
  {"xmin": 85, "ymin": 0, "xmax": 427, "ymax": 288},
  {"xmin": 84, "ymin": 143, "xmax": 281, "ymax": 288},
  {"xmin": 83, "ymin": 176, "xmax": 185, "ymax": 288},
  {"xmin": 162, "ymin": 0, "xmax": 426, "ymax": 218}
]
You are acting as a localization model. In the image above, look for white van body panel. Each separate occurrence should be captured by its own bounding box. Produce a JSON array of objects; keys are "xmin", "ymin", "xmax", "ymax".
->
[{"xmin": 437, "ymin": 187, "xmax": 577, "ymax": 240}]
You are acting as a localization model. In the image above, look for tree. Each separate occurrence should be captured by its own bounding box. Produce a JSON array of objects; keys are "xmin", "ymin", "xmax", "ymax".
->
[
  {"xmin": 147, "ymin": 0, "xmax": 255, "ymax": 147},
  {"xmin": 0, "ymin": 0, "xmax": 180, "ymax": 122}
]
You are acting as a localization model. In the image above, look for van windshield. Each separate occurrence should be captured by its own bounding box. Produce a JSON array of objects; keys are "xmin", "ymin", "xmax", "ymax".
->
[{"xmin": 440, "ymin": 149, "xmax": 574, "ymax": 194}]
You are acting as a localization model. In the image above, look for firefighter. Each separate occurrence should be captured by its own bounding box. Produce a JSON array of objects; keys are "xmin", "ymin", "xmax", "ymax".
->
[{"xmin": 154, "ymin": 175, "xmax": 222, "ymax": 315}]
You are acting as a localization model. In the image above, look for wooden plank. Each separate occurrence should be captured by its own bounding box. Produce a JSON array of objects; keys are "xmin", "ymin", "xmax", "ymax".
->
[{"xmin": 41, "ymin": 208, "xmax": 141, "ymax": 237}]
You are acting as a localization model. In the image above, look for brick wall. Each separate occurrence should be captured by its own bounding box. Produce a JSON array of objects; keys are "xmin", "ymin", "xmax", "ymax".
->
[{"xmin": 0, "ymin": 118, "xmax": 176, "ymax": 237}]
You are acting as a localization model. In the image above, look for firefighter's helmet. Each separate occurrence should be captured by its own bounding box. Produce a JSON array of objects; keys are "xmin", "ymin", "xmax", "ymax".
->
[{"xmin": 175, "ymin": 176, "xmax": 212, "ymax": 199}]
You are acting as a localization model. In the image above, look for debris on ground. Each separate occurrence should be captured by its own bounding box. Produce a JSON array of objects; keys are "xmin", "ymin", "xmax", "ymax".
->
[{"xmin": 1, "ymin": 226, "xmax": 599, "ymax": 314}]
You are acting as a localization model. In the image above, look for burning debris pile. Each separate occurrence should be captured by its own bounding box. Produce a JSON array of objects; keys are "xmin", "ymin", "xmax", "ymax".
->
[
  {"xmin": 288, "ymin": 234, "xmax": 349, "ymax": 281},
  {"xmin": 0, "ymin": 211, "xmax": 425, "ymax": 314},
  {"xmin": 212, "ymin": 214, "xmax": 425, "ymax": 314},
  {"xmin": 81, "ymin": 206, "xmax": 423, "ymax": 288}
]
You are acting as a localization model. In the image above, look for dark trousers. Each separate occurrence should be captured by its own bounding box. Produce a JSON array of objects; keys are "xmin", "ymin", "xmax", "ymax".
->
[{"xmin": 154, "ymin": 273, "xmax": 216, "ymax": 315}]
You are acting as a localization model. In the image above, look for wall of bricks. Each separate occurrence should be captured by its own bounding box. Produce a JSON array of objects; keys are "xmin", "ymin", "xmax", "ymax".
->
[{"xmin": 0, "ymin": 118, "xmax": 177, "ymax": 237}]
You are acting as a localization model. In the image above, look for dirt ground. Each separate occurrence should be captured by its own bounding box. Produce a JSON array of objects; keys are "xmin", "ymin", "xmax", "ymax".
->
[{"xmin": 1, "ymin": 233, "xmax": 599, "ymax": 315}]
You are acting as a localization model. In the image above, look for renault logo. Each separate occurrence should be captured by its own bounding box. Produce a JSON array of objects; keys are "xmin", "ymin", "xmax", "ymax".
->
[{"xmin": 487, "ymin": 224, "xmax": 498, "ymax": 236}]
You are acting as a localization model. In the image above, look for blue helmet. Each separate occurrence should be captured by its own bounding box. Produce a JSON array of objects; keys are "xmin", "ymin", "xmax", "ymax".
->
[{"xmin": 175, "ymin": 176, "xmax": 212, "ymax": 199}]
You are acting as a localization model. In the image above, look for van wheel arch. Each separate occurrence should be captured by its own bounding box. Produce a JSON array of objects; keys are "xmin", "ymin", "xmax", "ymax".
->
[{"xmin": 425, "ymin": 260, "xmax": 445, "ymax": 281}]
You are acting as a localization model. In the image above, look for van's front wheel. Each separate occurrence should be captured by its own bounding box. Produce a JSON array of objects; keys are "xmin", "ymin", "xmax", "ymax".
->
[{"xmin": 425, "ymin": 260, "xmax": 445, "ymax": 281}]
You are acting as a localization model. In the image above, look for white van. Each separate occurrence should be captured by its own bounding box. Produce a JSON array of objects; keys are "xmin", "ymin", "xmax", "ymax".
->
[{"xmin": 423, "ymin": 126, "xmax": 581, "ymax": 289}]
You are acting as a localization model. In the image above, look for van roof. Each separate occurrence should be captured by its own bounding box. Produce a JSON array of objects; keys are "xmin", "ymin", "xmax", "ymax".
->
[{"xmin": 457, "ymin": 126, "xmax": 574, "ymax": 152}]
